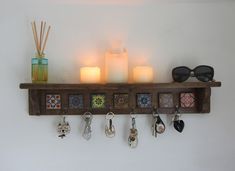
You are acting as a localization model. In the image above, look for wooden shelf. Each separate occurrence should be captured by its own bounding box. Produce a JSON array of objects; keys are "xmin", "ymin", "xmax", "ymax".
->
[
  {"xmin": 19, "ymin": 82, "xmax": 221, "ymax": 115},
  {"xmin": 20, "ymin": 82, "xmax": 221, "ymax": 90}
]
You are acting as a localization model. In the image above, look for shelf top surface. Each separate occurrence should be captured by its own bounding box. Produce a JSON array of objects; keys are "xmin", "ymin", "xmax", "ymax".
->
[{"xmin": 20, "ymin": 81, "xmax": 221, "ymax": 90}]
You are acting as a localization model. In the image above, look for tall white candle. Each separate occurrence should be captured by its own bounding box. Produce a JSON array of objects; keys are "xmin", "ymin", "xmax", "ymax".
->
[
  {"xmin": 80, "ymin": 67, "xmax": 101, "ymax": 83},
  {"xmin": 105, "ymin": 48, "xmax": 128, "ymax": 83},
  {"xmin": 133, "ymin": 66, "xmax": 154, "ymax": 83}
]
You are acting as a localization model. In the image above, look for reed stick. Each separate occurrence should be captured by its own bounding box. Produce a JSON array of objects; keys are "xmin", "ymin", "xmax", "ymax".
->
[
  {"xmin": 33, "ymin": 21, "xmax": 40, "ymax": 54},
  {"xmin": 31, "ymin": 21, "xmax": 50, "ymax": 57},
  {"xmin": 39, "ymin": 21, "xmax": 43, "ymax": 54},
  {"xmin": 31, "ymin": 22, "xmax": 40, "ymax": 55},
  {"xmin": 41, "ymin": 26, "xmax": 51, "ymax": 55},
  {"xmin": 41, "ymin": 22, "xmax": 46, "ymax": 55}
]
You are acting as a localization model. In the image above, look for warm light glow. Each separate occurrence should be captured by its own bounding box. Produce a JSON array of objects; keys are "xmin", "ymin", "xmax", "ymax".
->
[
  {"xmin": 80, "ymin": 67, "xmax": 101, "ymax": 83},
  {"xmin": 105, "ymin": 48, "xmax": 128, "ymax": 83},
  {"xmin": 133, "ymin": 66, "xmax": 154, "ymax": 83}
]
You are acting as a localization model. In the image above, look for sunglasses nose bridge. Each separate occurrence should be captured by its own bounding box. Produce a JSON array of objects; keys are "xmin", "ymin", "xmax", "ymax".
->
[{"xmin": 190, "ymin": 71, "xmax": 195, "ymax": 77}]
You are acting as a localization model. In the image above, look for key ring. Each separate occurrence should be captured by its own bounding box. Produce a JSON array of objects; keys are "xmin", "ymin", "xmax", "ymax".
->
[
  {"xmin": 82, "ymin": 111, "xmax": 93, "ymax": 120},
  {"xmin": 152, "ymin": 107, "xmax": 160, "ymax": 117},
  {"xmin": 130, "ymin": 111, "xmax": 137, "ymax": 119},
  {"xmin": 106, "ymin": 111, "xmax": 115, "ymax": 120}
]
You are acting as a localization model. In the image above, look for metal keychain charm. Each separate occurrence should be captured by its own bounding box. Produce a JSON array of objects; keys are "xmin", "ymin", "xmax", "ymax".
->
[
  {"xmin": 105, "ymin": 112, "xmax": 115, "ymax": 138},
  {"xmin": 152, "ymin": 110, "xmax": 165, "ymax": 137},
  {"xmin": 82, "ymin": 112, "xmax": 93, "ymax": 140},
  {"xmin": 128, "ymin": 114, "xmax": 138, "ymax": 148},
  {"xmin": 172, "ymin": 106, "xmax": 185, "ymax": 133},
  {"xmin": 57, "ymin": 116, "xmax": 71, "ymax": 139}
]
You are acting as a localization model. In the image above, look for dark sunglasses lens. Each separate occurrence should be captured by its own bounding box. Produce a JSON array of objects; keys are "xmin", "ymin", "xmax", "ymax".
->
[
  {"xmin": 172, "ymin": 67, "xmax": 190, "ymax": 82},
  {"xmin": 194, "ymin": 66, "xmax": 214, "ymax": 82}
]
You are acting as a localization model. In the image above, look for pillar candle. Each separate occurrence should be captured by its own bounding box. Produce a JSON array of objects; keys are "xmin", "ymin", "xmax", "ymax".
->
[
  {"xmin": 133, "ymin": 66, "xmax": 154, "ymax": 83},
  {"xmin": 80, "ymin": 67, "xmax": 101, "ymax": 83},
  {"xmin": 105, "ymin": 48, "xmax": 128, "ymax": 83}
]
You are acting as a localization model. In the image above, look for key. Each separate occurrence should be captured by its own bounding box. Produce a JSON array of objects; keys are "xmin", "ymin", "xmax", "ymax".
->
[{"xmin": 82, "ymin": 112, "xmax": 93, "ymax": 140}]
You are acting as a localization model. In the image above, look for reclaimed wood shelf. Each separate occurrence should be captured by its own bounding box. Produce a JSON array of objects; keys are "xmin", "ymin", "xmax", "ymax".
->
[{"xmin": 20, "ymin": 82, "xmax": 221, "ymax": 115}]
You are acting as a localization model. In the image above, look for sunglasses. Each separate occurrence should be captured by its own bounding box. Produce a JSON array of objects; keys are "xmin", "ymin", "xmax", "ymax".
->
[{"xmin": 172, "ymin": 65, "xmax": 214, "ymax": 82}]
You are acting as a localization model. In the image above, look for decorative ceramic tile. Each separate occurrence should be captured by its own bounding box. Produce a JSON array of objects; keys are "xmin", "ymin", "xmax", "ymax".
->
[
  {"xmin": 46, "ymin": 94, "xmax": 61, "ymax": 110},
  {"xmin": 159, "ymin": 93, "xmax": 174, "ymax": 108},
  {"xmin": 137, "ymin": 94, "xmax": 152, "ymax": 108},
  {"xmin": 69, "ymin": 95, "xmax": 83, "ymax": 109},
  {"xmin": 180, "ymin": 93, "xmax": 195, "ymax": 108},
  {"xmin": 114, "ymin": 94, "xmax": 129, "ymax": 108},
  {"xmin": 91, "ymin": 94, "xmax": 106, "ymax": 108}
]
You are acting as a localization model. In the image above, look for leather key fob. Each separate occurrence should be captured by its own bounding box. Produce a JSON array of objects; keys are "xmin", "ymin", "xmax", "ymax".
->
[{"xmin": 174, "ymin": 120, "xmax": 184, "ymax": 133}]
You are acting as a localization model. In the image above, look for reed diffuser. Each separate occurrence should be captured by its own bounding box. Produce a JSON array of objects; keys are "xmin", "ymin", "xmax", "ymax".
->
[{"xmin": 31, "ymin": 21, "xmax": 51, "ymax": 83}]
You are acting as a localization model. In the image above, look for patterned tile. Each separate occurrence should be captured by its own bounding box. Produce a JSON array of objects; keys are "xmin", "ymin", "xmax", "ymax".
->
[
  {"xmin": 159, "ymin": 93, "xmax": 174, "ymax": 108},
  {"xmin": 91, "ymin": 94, "xmax": 106, "ymax": 108},
  {"xmin": 46, "ymin": 94, "xmax": 61, "ymax": 110},
  {"xmin": 137, "ymin": 94, "xmax": 152, "ymax": 108},
  {"xmin": 180, "ymin": 93, "xmax": 195, "ymax": 108},
  {"xmin": 69, "ymin": 95, "xmax": 83, "ymax": 109},
  {"xmin": 114, "ymin": 94, "xmax": 129, "ymax": 108}
]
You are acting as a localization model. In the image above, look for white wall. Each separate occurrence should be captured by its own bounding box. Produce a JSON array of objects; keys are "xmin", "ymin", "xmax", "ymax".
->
[{"xmin": 1, "ymin": 0, "xmax": 235, "ymax": 171}]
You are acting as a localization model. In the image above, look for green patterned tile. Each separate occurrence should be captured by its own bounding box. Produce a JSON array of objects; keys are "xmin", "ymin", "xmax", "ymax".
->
[{"xmin": 91, "ymin": 94, "xmax": 106, "ymax": 108}]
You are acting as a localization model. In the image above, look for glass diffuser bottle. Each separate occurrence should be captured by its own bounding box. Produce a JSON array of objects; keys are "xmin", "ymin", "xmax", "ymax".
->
[
  {"xmin": 31, "ymin": 54, "xmax": 48, "ymax": 83},
  {"xmin": 30, "ymin": 21, "xmax": 51, "ymax": 83}
]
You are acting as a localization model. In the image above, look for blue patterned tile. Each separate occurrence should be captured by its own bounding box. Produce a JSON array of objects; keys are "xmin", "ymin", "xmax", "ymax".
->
[
  {"xmin": 137, "ymin": 94, "xmax": 152, "ymax": 108},
  {"xmin": 69, "ymin": 95, "xmax": 83, "ymax": 109}
]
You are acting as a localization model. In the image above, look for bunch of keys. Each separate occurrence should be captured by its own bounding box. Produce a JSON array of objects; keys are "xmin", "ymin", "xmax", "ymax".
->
[
  {"xmin": 57, "ymin": 116, "xmax": 71, "ymax": 139},
  {"xmin": 128, "ymin": 114, "xmax": 138, "ymax": 148},
  {"xmin": 152, "ymin": 109, "xmax": 165, "ymax": 138},
  {"xmin": 82, "ymin": 112, "xmax": 93, "ymax": 140},
  {"xmin": 105, "ymin": 112, "xmax": 115, "ymax": 138},
  {"xmin": 172, "ymin": 106, "xmax": 185, "ymax": 133}
]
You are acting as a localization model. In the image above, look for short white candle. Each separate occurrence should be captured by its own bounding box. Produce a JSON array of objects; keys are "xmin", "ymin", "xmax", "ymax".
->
[
  {"xmin": 133, "ymin": 66, "xmax": 154, "ymax": 83},
  {"xmin": 80, "ymin": 67, "xmax": 101, "ymax": 83}
]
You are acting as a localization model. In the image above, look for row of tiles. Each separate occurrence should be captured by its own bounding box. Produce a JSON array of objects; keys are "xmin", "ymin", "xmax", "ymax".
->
[{"xmin": 46, "ymin": 92, "xmax": 196, "ymax": 110}]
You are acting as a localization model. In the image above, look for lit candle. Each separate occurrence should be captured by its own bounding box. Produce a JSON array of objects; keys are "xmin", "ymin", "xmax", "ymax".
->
[
  {"xmin": 80, "ymin": 67, "xmax": 101, "ymax": 83},
  {"xmin": 133, "ymin": 66, "xmax": 154, "ymax": 83},
  {"xmin": 105, "ymin": 48, "xmax": 128, "ymax": 83}
]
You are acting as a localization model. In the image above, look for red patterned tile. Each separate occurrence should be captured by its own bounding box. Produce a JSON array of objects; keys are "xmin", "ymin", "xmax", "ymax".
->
[{"xmin": 180, "ymin": 93, "xmax": 195, "ymax": 108}]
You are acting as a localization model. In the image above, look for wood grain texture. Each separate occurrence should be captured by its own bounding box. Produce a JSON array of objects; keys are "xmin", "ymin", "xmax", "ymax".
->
[{"xmin": 19, "ymin": 82, "xmax": 221, "ymax": 115}]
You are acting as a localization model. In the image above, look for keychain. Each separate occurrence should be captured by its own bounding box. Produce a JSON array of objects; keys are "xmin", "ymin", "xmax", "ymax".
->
[
  {"xmin": 82, "ymin": 112, "xmax": 93, "ymax": 140},
  {"xmin": 57, "ymin": 116, "xmax": 71, "ymax": 139},
  {"xmin": 128, "ymin": 113, "xmax": 138, "ymax": 148},
  {"xmin": 105, "ymin": 112, "xmax": 116, "ymax": 138},
  {"xmin": 172, "ymin": 106, "xmax": 185, "ymax": 133},
  {"xmin": 152, "ymin": 109, "xmax": 165, "ymax": 137}
]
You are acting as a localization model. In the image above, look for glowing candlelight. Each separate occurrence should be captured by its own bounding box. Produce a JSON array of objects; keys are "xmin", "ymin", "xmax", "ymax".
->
[
  {"xmin": 80, "ymin": 67, "xmax": 101, "ymax": 83},
  {"xmin": 105, "ymin": 45, "xmax": 128, "ymax": 83},
  {"xmin": 133, "ymin": 66, "xmax": 154, "ymax": 83}
]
